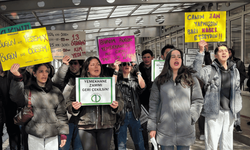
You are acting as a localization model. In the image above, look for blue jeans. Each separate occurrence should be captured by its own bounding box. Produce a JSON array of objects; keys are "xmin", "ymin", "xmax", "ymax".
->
[
  {"xmin": 116, "ymin": 111, "xmax": 145, "ymax": 150},
  {"xmin": 59, "ymin": 123, "xmax": 82, "ymax": 150},
  {"xmin": 161, "ymin": 145, "xmax": 190, "ymax": 150}
]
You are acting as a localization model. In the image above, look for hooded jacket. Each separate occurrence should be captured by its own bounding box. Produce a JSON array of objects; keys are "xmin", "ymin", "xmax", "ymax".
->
[
  {"xmin": 10, "ymin": 78, "xmax": 69, "ymax": 138},
  {"xmin": 193, "ymin": 52, "xmax": 242, "ymax": 119}
]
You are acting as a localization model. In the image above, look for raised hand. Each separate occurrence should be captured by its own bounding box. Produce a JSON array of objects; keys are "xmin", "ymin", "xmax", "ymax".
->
[
  {"xmin": 198, "ymin": 40, "xmax": 208, "ymax": 53},
  {"xmin": 10, "ymin": 63, "xmax": 21, "ymax": 77},
  {"xmin": 62, "ymin": 55, "xmax": 71, "ymax": 65},
  {"xmin": 114, "ymin": 59, "xmax": 121, "ymax": 71}
]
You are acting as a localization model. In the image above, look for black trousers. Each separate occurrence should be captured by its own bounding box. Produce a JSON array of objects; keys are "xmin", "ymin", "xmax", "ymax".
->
[
  {"xmin": 198, "ymin": 115, "xmax": 205, "ymax": 135},
  {"xmin": 0, "ymin": 119, "xmax": 21, "ymax": 150},
  {"xmin": 78, "ymin": 128, "xmax": 113, "ymax": 150}
]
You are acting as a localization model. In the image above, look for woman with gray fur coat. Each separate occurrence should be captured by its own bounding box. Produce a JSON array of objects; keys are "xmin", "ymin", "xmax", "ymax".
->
[{"xmin": 10, "ymin": 63, "xmax": 69, "ymax": 150}]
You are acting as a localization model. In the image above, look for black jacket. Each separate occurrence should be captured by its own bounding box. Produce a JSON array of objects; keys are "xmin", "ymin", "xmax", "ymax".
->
[
  {"xmin": 0, "ymin": 72, "xmax": 18, "ymax": 123},
  {"xmin": 230, "ymin": 57, "xmax": 247, "ymax": 88},
  {"xmin": 139, "ymin": 62, "xmax": 153, "ymax": 111},
  {"xmin": 247, "ymin": 65, "xmax": 250, "ymax": 92},
  {"xmin": 117, "ymin": 74, "xmax": 145, "ymax": 120}
]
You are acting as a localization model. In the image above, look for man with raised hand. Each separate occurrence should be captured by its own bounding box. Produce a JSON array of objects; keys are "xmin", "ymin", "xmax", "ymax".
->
[{"xmin": 193, "ymin": 40, "xmax": 242, "ymax": 150}]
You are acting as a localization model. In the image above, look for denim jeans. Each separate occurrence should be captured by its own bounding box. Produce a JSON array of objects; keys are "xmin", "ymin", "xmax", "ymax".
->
[
  {"xmin": 161, "ymin": 145, "xmax": 190, "ymax": 150},
  {"xmin": 59, "ymin": 123, "xmax": 82, "ymax": 150},
  {"xmin": 116, "ymin": 111, "xmax": 145, "ymax": 150}
]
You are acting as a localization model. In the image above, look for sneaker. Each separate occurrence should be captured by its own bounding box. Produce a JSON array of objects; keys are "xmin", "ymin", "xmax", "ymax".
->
[
  {"xmin": 199, "ymin": 134, "xmax": 205, "ymax": 141},
  {"xmin": 235, "ymin": 125, "xmax": 242, "ymax": 133}
]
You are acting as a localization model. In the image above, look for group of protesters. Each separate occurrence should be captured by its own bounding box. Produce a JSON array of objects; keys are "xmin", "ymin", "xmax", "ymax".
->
[{"xmin": 0, "ymin": 39, "xmax": 247, "ymax": 150}]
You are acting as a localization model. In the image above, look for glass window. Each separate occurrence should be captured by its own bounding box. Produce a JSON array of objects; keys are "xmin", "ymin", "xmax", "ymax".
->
[
  {"xmin": 177, "ymin": 36, "xmax": 183, "ymax": 51},
  {"xmin": 160, "ymin": 41, "xmax": 165, "ymax": 56},
  {"xmin": 244, "ymin": 13, "xmax": 250, "ymax": 64},
  {"xmin": 151, "ymin": 43, "xmax": 156, "ymax": 58},
  {"xmin": 156, "ymin": 42, "xmax": 160, "ymax": 58},
  {"xmin": 171, "ymin": 37, "xmax": 177, "ymax": 48},
  {"xmin": 231, "ymin": 18, "xmax": 241, "ymax": 59},
  {"xmin": 230, "ymin": 6, "xmax": 244, "ymax": 16},
  {"xmin": 166, "ymin": 39, "xmax": 170, "ymax": 45}
]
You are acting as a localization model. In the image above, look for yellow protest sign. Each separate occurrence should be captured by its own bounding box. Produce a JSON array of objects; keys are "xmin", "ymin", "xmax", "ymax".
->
[
  {"xmin": 0, "ymin": 27, "xmax": 53, "ymax": 71},
  {"xmin": 185, "ymin": 11, "xmax": 226, "ymax": 43}
]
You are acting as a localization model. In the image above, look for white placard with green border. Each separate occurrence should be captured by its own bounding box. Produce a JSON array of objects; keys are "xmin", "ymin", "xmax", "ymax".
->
[
  {"xmin": 76, "ymin": 77, "xmax": 115, "ymax": 106},
  {"xmin": 151, "ymin": 60, "xmax": 165, "ymax": 81}
]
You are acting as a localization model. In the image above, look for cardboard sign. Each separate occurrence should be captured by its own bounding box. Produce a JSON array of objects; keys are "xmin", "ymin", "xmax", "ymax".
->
[
  {"xmin": 185, "ymin": 11, "xmax": 226, "ymax": 42},
  {"xmin": 151, "ymin": 60, "xmax": 165, "ymax": 81},
  {"xmin": 76, "ymin": 77, "xmax": 115, "ymax": 106},
  {"xmin": 47, "ymin": 30, "xmax": 88, "ymax": 60},
  {"xmin": 0, "ymin": 27, "xmax": 53, "ymax": 71},
  {"xmin": 98, "ymin": 35, "xmax": 136, "ymax": 64},
  {"xmin": 0, "ymin": 22, "xmax": 31, "ymax": 34},
  {"xmin": 185, "ymin": 54, "xmax": 196, "ymax": 66},
  {"xmin": 185, "ymin": 48, "xmax": 199, "ymax": 54}
]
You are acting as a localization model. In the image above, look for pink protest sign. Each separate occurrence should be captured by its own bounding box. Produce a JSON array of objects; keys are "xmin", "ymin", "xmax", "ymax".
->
[{"xmin": 98, "ymin": 35, "xmax": 136, "ymax": 64}]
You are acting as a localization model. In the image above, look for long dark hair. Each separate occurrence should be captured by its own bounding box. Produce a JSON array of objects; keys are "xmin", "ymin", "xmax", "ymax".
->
[
  {"xmin": 156, "ymin": 49, "xmax": 196, "ymax": 89},
  {"xmin": 81, "ymin": 57, "xmax": 104, "ymax": 77}
]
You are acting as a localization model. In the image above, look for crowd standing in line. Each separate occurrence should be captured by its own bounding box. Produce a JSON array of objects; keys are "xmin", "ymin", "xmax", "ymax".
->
[{"xmin": 0, "ymin": 40, "xmax": 247, "ymax": 150}]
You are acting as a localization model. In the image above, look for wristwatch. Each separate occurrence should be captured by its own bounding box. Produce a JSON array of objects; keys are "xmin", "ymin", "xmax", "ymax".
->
[{"xmin": 136, "ymin": 72, "xmax": 142, "ymax": 76}]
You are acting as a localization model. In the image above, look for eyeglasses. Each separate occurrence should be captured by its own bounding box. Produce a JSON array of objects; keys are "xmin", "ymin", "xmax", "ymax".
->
[
  {"xmin": 69, "ymin": 61, "xmax": 78, "ymax": 65},
  {"xmin": 121, "ymin": 62, "xmax": 132, "ymax": 66}
]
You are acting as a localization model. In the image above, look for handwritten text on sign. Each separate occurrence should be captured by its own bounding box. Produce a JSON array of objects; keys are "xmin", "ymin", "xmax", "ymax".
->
[
  {"xmin": 76, "ymin": 77, "xmax": 115, "ymax": 106},
  {"xmin": 0, "ymin": 22, "xmax": 31, "ymax": 35},
  {"xmin": 48, "ymin": 30, "xmax": 87, "ymax": 60},
  {"xmin": 185, "ymin": 11, "xmax": 226, "ymax": 42},
  {"xmin": 151, "ymin": 60, "xmax": 165, "ymax": 81},
  {"xmin": 98, "ymin": 35, "xmax": 136, "ymax": 64},
  {"xmin": 0, "ymin": 27, "xmax": 53, "ymax": 71}
]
